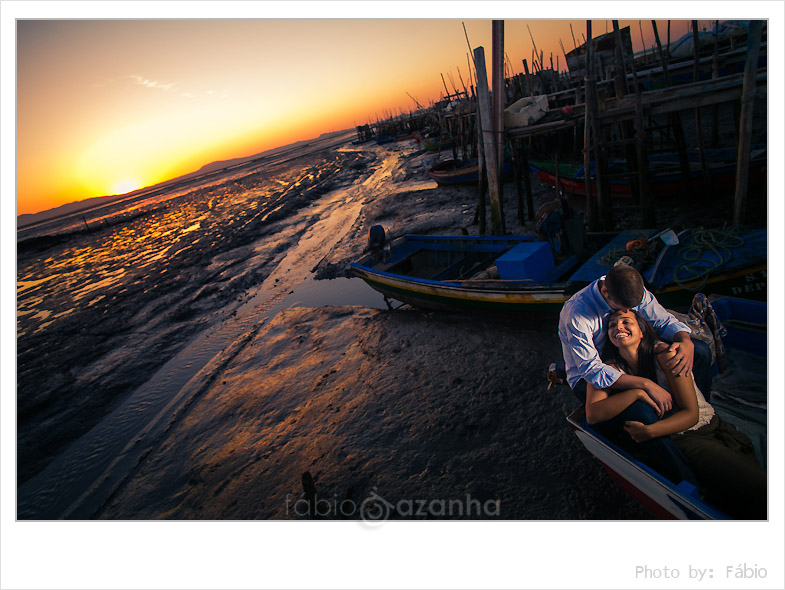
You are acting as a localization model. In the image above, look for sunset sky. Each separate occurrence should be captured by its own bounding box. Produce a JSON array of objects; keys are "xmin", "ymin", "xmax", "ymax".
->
[{"xmin": 5, "ymin": 5, "xmax": 744, "ymax": 216}]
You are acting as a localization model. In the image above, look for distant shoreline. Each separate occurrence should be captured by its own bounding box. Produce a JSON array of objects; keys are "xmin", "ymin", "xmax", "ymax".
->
[{"xmin": 17, "ymin": 128, "xmax": 354, "ymax": 230}]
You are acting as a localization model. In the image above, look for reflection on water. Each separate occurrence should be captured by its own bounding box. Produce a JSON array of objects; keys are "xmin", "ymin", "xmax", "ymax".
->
[
  {"xmin": 17, "ymin": 155, "xmax": 335, "ymax": 338},
  {"xmin": 284, "ymin": 277, "xmax": 387, "ymax": 310},
  {"xmin": 16, "ymin": 142, "xmax": 374, "ymax": 489}
]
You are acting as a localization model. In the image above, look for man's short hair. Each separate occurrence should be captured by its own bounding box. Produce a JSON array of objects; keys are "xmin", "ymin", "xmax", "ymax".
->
[{"xmin": 604, "ymin": 264, "xmax": 644, "ymax": 308}]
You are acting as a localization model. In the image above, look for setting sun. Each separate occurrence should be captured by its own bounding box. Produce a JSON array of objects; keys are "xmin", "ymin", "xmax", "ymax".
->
[{"xmin": 112, "ymin": 179, "xmax": 141, "ymax": 195}]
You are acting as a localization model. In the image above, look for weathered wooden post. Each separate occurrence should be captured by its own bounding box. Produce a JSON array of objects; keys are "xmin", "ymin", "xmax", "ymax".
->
[
  {"xmin": 474, "ymin": 45, "xmax": 505, "ymax": 235},
  {"xmin": 734, "ymin": 20, "xmax": 763, "ymax": 225},
  {"xmin": 510, "ymin": 137, "xmax": 525, "ymax": 224},
  {"xmin": 711, "ymin": 20, "xmax": 721, "ymax": 148},
  {"xmin": 493, "ymin": 19, "xmax": 506, "ymax": 204},
  {"xmin": 301, "ymin": 471, "xmax": 317, "ymax": 519},
  {"xmin": 519, "ymin": 142, "xmax": 535, "ymax": 221},
  {"xmin": 612, "ymin": 21, "xmax": 641, "ymax": 210},
  {"xmin": 651, "ymin": 20, "xmax": 693, "ymax": 195},
  {"xmin": 630, "ymin": 42, "xmax": 656, "ymax": 228},
  {"xmin": 583, "ymin": 22, "xmax": 597, "ymax": 230},
  {"xmin": 475, "ymin": 107, "xmax": 487, "ymax": 234},
  {"xmin": 584, "ymin": 22, "xmax": 610, "ymax": 230},
  {"xmin": 692, "ymin": 21, "xmax": 711, "ymax": 195},
  {"xmin": 522, "ymin": 59, "xmax": 533, "ymax": 97}
]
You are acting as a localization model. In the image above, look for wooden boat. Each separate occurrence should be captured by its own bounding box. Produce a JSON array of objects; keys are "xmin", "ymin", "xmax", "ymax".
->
[
  {"xmin": 350, "ymin": 226, "xmax": 766, "ymax": 313},
  {"xmin": 426, "ymin": 159, "xmax": 514, "ymax": 187},
  {"xmin": 393, "ymin": 132, "xmax": 416, "ymax": 142},
  {"xmin": 529, "ymin": 146, "xmax": 767, "ymax": 199},
  {"xmin": 427, "ymin": 160, "xmax": 481, "ymax": 186},
  {"xmin": 567, "ymin": 295, "xmax": 766, "ymax": 519},
  {"xmin": 414, "ymin": 132, "xmax": 454, "ymax": 152}
]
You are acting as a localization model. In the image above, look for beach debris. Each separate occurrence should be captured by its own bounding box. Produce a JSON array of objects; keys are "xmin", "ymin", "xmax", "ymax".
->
[
  {"xmin": 301, "ymin": 471, "xmax": 318, "ymax": 519},
  {"xmin": 546, "ymin": 362, "xmax": 566, "ymax": 390}
]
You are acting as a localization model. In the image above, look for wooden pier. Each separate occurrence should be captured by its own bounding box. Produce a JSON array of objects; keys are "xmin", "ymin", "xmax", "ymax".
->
[{"xmin": 361, "ymin": 20, "xmax": 767, "ymax": 235}]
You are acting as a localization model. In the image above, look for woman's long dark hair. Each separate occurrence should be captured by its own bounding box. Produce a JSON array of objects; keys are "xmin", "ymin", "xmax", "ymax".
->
[{"xmin": 601, "ymin": 310, "xmax": 661, "ymax": 382}]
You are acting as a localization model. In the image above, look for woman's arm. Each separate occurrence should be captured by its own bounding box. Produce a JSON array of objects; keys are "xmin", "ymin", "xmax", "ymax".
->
[
  {"xmin": 585, "ymin": 382, "xmax": 659, "ymax": 424},
  {"xmin": 623, "ymin": 350, "xmax": 700, "ymax": 442},
  {"xmin": 611, "ymin": 373, "xmax": 671, "ymax": 416}
]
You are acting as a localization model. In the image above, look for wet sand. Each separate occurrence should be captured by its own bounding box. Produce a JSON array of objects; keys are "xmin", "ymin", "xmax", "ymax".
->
[
  {"xmin": 98, "ymin": 305, "xmax": 650, "ymax": 519},
  {"xmin": 91, "ymin": 141, "xmax": 651, "ymax": 520}
]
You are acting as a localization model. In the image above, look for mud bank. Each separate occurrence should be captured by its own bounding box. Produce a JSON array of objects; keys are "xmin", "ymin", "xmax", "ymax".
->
[{"xmin": 99, "ymin": 305, "xmax": 648, "ymax": 519}]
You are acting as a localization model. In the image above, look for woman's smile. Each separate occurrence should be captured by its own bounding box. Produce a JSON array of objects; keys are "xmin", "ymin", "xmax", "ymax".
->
[{"xmin": 608, "ymin": 311, "xmax": 641, "ymax": 346}]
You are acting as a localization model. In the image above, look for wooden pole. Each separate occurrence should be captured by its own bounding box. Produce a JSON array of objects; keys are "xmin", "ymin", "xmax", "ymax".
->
[
  {"xmin": 612, "ymin": 21, "xmax": 640, "ymax": 206},
  {"xmin": 639, "ymin": 21, "xmax": 647, "ymax": 62},
  {"xmin": 583, "ymin": 21, "xmax": 598, "ymax": 231},
  {"xmin": 667, "ymin": 20, "xmax": 671, "ymax": 59},
  {"xmin": 651, "ymin": 20, "xmax": 693, "ymax": 195},
  {"xmin": 475, "ymin": 107, "xmax": 487, "ymax": 234},
  {"xmin": 630, "ymin": 42, "xmax": 656, "ymax": 227},
  {"xmin": 493, "ymin": 19, "xmax": 506, "ymax": 226},
  {"xmin": 520, "ymin": 143, "xmax": 535, "ymax": 221},
  {"xmin": 711, "ymin": 20, "xmax": 720, "ymax": 147},
  {"xmin": 522, "ymin": 59, "xmax": 533, "ymax": 97},
  {"xmin": 527, "ymin": 24, "xmax": 541, "ymax": 71},
  {"xmin": 583, "ymin": 22, "xmax": 613, "ymax": 230},
  {"xmin": 733, "ymin": 20, "xmax": 763, "ymax": 225},
  {"xmin": 692, "ymin": 20, "xmax": 712, "ymax": 196},
  {"xmin": 511, "ymin": 137, "xmax": 525, "ymax": 224},
  {"xmin": 474, "ymin": 45, "xmax": 504, "ymax": 234}
]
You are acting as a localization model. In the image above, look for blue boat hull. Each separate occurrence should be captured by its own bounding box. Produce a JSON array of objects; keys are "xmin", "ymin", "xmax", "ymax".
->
[{"xmin": 351, "ymin": 228, "xmax": 766, "ymax": 313}]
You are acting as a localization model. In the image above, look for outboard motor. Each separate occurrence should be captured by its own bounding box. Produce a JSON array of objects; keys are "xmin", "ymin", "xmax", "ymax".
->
[{"xmin": 368, "ymin": 225, "xmax": 387, "ymax": 262}]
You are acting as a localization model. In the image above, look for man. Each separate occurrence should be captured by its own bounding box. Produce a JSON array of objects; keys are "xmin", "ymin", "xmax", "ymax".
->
[
  {"xmin": 559, "ymin": 264, "xmax": 712, "ymax": 412},
  {"xmin": 558, "ymin": 263, "xmax": 712, "ymax": 484}
]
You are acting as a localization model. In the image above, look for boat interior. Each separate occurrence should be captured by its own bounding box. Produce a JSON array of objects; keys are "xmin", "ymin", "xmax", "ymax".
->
[{"xmin": 368, "ymin": 229, "xmax": 659, "ymax": 287}]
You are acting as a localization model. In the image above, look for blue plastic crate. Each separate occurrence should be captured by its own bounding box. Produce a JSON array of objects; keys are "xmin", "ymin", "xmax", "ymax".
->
[{"xmin": 495, "ymin": 241, "xmax": 554, "ymax": 282}]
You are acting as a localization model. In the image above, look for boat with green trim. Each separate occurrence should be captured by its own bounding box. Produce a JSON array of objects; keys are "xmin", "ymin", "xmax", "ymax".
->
[
  {"xmin": 350, "ymin": 226, "xmax": 765, "ymax": 312},
  {"xmin": 426, "ymin": 158, "xmax": 514, "ymax": 187},
  {"xmin": 414, "ymin": 132, "xmax": 454, "ymax": 152},
  {"xmin": 529, "ymin": 146, "xmax": 767, "ymax": 200}
]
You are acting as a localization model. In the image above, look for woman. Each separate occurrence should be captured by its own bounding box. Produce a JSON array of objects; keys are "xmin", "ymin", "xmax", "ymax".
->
[{"xmin": 586, "ymin": 309, "xmax": 766, "ymax": 520}]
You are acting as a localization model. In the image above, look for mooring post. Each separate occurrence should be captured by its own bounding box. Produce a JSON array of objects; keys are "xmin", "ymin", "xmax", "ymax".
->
[
  {"xmin": 692, "ymin": 21, "xmax": 712, "ymax": 196},
  {"xmin": 492, "ymin": 20, "xmax": 507, "ymax": 234},
  {"xmin": 583, "ymin": 21, "xmax": 599, "ymax": 231},
  {"xmin": 301, "ymin": 471, "xmax": 317, "ymax": 519},
  {"xmin": 651, "ymin": 20, "xmax": 693, "ymax": 196},
  {"xmin": 734, "ymin": 20, "xmax": 763, "ymax": 225},
  {"xmin": 474, "ymin": 45, "xmax": 505, "ymax": 235}
]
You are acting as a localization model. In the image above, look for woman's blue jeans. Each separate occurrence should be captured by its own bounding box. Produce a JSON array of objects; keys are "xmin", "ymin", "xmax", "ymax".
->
[
  {"xmin": 592, "ymin": 400, "xmax": 699, "ymax": 486},
  {"xmin": 570, "ymin": 339, "xmax": 712, "ymax": 486}
]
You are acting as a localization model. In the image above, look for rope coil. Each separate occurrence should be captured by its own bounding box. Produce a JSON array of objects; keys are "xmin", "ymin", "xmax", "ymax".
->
[{"xmin": 673, "ymin": 225, "xmax": 745, "ymax": 291}]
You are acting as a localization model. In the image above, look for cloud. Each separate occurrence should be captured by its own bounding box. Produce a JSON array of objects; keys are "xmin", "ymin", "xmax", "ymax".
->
[
  {"xmin": 124, "ymin": 76, "xmax": 227, "ymax": 99},
  {"xmin": 180, "ymin": 89, "xmax": 230, "ymax": 99},
  {"xmin": 128, "ymin": 74, "xmax": 176, "ymax": 91}
]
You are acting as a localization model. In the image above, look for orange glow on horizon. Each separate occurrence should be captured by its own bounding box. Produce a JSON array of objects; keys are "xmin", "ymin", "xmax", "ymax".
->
[
  {"xmin": 16, "ymin": 18, "xmax": 716, "ymax": 216},
  {"xmin": 111, "ymin": 179, "xmax": 142, "ymax": 195}
]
